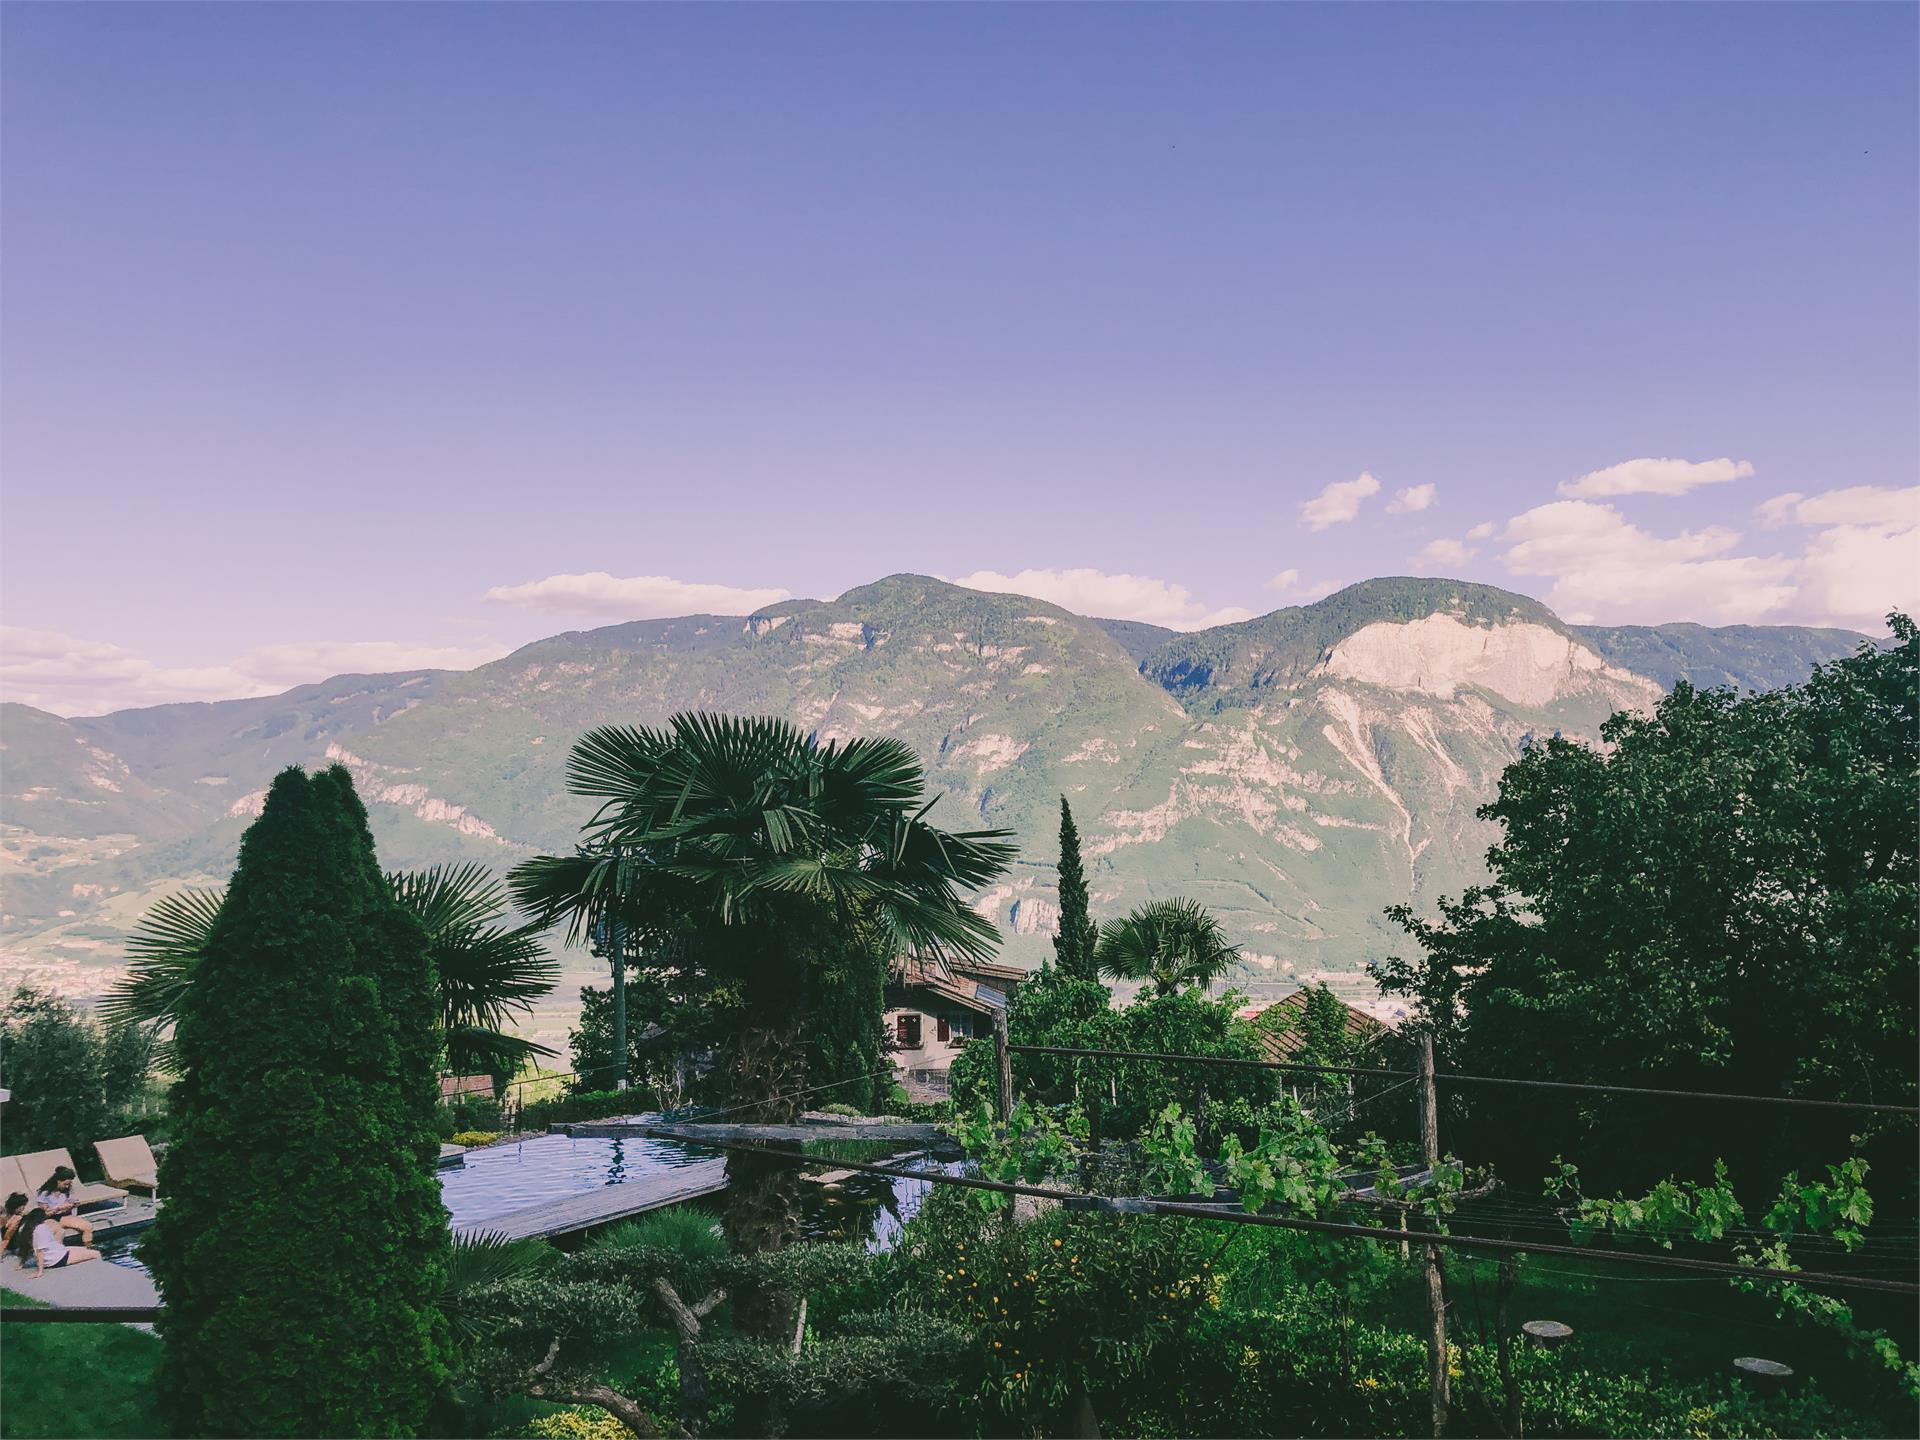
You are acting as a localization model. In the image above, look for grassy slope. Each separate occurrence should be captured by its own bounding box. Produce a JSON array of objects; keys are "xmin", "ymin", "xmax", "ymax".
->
[{"xmin": 0, "ymin": 1290, "xmax": 162, "ymax": 1440}]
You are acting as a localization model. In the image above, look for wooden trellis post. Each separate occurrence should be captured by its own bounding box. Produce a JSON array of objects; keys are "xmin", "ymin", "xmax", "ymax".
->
[
  {"xmin": 1420, "ymin": 1032, "xmax": 1448, "ymax": 1438},
  {"xmin": 993, "ymin": 1008, "xmax": 1013, "ymax": 1124}
]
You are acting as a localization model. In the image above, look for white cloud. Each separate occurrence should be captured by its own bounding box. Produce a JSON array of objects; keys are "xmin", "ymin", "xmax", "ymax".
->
[
  {"xmin": 1264, "ymin": 569, "xmax": 1302, "ymax": 592},
  {"xmin": 1299, "ymin": 472, "xmax": 1381, "ymax": 531},
  {"xmin": 0, "ymin": 629, "xmax": 506, "ymax": 717},
  {"xmin": 1559, "ymin": 456, "xmax": 1755, "ymax": 499},
  {"xmin": 1748, "ymin": 486, "xmax": 1920, "ymax": 628},
  {"xmin": 485, "ymin": 571, "xmax": 792, "ymax": 619},
  {"xmin": 1387, "ymin": 484, "xmax": 1437, "ymax": 515},
  {"xmin": 948, "ymin": 568, "xmax": 1253, "ymax": 630},
  {"xmin": 1491, "ymin": 484, "xmax": 1918, "ymax": 630},
  {"xmin": 1417, "ymin": 538, "xmax": 1477, "ymax": 569},
  {"xmin": 1756, "ymin": 485, "xmax": 1920, "ymax": 529},
  {"xmin": 1499, "ymin": 500, "xmax": 1797, "ymax": 625},
  {"xmin": 1466, "ymin": 521, "xmax": 1496, "ymax": 540}
]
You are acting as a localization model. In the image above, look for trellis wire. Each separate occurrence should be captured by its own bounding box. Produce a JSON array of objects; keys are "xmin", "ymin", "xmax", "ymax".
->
[
  {"xmin": 641, "ymin": 1132, "xmax": 1918, "ymax": 1298},
  {"xmin": 1004, "ymin": 1043, "xmax": 1920, "ymax": 1116}
]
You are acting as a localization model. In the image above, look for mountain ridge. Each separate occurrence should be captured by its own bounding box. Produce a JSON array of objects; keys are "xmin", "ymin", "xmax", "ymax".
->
[{"xmin": 0, "ymin": 575, "xmax": 1876, "ymax": 1039}]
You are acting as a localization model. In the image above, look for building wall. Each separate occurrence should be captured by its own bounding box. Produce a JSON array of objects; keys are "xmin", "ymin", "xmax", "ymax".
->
[{"xmin": 885, "ymin": 997, "xmax": 984, "ymax": 1100}]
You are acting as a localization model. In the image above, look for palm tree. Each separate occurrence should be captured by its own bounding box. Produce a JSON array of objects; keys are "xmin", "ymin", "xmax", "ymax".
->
[
  {"xmin": 509, "ymin": 713, "xmax": 1015, "ymax": 1300},
  {"xmin": 1096, "ymin": 898, "xmax": 1242, "ymax": 996},
  {"xmin": 103, "ymin": 863, "xmax": 561, "ymax": 1081}
]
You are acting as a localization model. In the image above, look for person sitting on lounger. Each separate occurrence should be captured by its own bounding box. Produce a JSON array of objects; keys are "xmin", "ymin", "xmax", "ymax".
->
[
  {"xmin": 1, "ymin": 1193, "xmax": 27, "ymax": 1253},
  {"xmin": 18, "ymin": 1206, "xmax": 100, "ymax": 1275},
  {"xmin": 35, "ymin": 1167, "xmax": 94, "ymax": 1244}
]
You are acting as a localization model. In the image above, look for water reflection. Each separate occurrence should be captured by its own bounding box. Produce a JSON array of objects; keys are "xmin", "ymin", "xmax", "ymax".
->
[{"xmin": 795, "ymin": 1156, "xmax": 963, "ymax": 1253}]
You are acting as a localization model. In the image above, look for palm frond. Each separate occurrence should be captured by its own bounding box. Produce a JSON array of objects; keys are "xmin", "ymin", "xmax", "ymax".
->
[
  {"xmin": 1096, "ymin": 898, "xmax": 1241, "ymax": 994},
  {"xmin": 100, "ymin": 886, "xmax": 225, "ymax": 1031},
  {"xmin": 440, "ymin": 1230, "xmax": 555, "ymax": 1347},
  {"xmin": 444, "ymin": 1023, "xmax": 556, "ymax": 1078},
  {"xmin": 389, "ymin": 862, "xmax": 509, "ymax": 937}
]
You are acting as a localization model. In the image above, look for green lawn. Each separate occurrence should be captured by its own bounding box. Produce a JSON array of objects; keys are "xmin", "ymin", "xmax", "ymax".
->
[{"xmin": 0, "ymin": 1290, "xmax": 162, "ymax": 1440}]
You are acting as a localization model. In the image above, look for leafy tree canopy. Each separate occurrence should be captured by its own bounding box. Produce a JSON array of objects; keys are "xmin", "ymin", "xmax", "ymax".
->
[
  {"xmin": 1373, "ymin": 616, "xmax": 1919, "ymax": 1197},
  {"xmin": 0, "ymin": 987, "xmax": 153, "ymax": 1158}
]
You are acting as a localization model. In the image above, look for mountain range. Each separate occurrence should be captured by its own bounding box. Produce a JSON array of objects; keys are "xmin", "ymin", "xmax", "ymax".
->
[{"xmin": 0, "ymin": 575, "xmax": 1871, "ymax": 1045}]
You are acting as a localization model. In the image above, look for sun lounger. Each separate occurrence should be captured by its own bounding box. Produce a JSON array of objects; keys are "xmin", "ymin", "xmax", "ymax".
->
[
  {"xmin": 5, "ymin": 1148, "xmax": 128, "ymax": 1209},
  {"xmin": 94, "ymin": 1135, "xmax": 160, "ymax": 1194},
  {"xmin": 0, "ymin": 1155, "xmax": 28, "ymax": 1201}
]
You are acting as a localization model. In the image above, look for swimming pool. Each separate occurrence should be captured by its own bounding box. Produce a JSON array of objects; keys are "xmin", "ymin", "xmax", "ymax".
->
[
  {"xmin": 440, "ymin": 1131, "xmax": 711, "ymax": 1231},
  {"xmin": 95, "ymin": 1130, "xmax": 948, "ymax": 1271}
]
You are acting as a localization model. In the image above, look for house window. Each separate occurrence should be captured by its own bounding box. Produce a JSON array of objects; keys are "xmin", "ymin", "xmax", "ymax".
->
[
  {"xmin": 896, "ymin": 1014, "xmax": 922, "ymax": 1048},
  {"xmin": 936, "ymin": 1016, "xmax": 951, "ymax": 1043}
]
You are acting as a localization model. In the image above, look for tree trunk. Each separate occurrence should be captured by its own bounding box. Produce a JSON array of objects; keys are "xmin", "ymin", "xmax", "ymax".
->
[
  {"xmin": 529, "ymin": 1337, "xmax": 669, "ymax": 1438},
  {"xmin": 1068, "ymin": 1387, "xmax": 1102, "ymax": 1438},
  {"xmin": 720, "ymin": 990, "xmax": 808, "ymax": 1338},
  {"xmin": 653, "ymin": 1278, "xmax": 725, "ymax": 1436},
  {"xmin": 1497, "ymin": 1258, "xmax": 1522, "ymax": 1438}
]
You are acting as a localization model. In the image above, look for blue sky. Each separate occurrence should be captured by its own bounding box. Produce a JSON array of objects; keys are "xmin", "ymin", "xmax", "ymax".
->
[{"xmin": 3, "ymin": 3, "xmax": 1915, "ymax": 713}]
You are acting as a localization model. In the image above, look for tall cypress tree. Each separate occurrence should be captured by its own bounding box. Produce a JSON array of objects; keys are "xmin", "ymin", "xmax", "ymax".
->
[
  {"xmin": 145, "ymin": 766, "xmax": 451, "ymax": 1438},
  {"xmin": 1052, "ymin": 796, "xmax": 1100, "ymax": 982}
]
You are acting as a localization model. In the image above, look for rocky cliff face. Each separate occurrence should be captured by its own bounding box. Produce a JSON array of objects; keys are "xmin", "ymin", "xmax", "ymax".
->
[{"xmin": 0, "ymin": 575, "xmax": 1868, "ymax": 1020}]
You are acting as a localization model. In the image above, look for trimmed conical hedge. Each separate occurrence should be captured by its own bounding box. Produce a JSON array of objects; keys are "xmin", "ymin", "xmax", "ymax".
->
[{"xmin": 144, "ymin": 765, "xmax": 452, "ymax": 1437}]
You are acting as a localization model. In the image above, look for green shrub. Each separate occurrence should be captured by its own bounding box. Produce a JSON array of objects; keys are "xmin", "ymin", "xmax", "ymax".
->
[
  {"xmin": 518, "ymin": 1087, "xmax": 657, "ymax": 1131},
  {"xmin": 437, "ymin": 1095, "xmax": 504, "ymax": 1138},
  {"xmin": 143, "ymin": 766, "xmax": 452, "ymax": 1437},
  {"xmin": 588, "ymin": 1205, "xmax": 727, "ymax": 1267},
  {"xmin": 449, "ymin": 1130, "xmax": 501, "ymax": 1148},
  {"xmin": 0, "ymin": 987, "xmax": 153, "ymax": 1162},
  {"xmin": 518, "ymin": 1407, "xmax": 636, "ymax": 1440}
]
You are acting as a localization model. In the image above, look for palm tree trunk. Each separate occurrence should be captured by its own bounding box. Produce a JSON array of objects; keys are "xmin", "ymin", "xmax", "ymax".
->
[{"xmin": 720, "ymin": 977, "xmax": 808, "ymax": 1338}]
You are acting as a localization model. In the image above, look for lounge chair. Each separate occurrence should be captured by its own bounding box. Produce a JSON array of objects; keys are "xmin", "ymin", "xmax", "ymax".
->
[
  {"xmin": 6, "ymin": 1148, "xmax": 128, "ymax": 1209},
  {"xmin": 94, "ymin": 1135, "xmax": 160, "ymax": 1194},
  {"xmin": 0, "ymin": 1155, "xmax": 28, "ymax": 1202}
]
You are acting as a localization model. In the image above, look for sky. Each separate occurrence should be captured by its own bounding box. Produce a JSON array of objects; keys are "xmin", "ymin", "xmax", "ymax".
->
[{"xmin": 3, "ymin": 3, "xmax": 1916, "ymax": 716}]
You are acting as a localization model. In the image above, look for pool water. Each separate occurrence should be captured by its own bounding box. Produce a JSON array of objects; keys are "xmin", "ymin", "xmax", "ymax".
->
[
  {"xmin": 795, "ymin": 1156, "xmax": 958, "ymax": 1252},
  {"xmin": 441, "ymin": 1132, "xmax": 710, "ymax": 1231},
  {"xmin": 95, "ymin": 1133, "xmax": 952, "ymax": 1272},
  {"xmin": 95, "ymin": 1133, "xmax": 707, "ymax": 1271}
]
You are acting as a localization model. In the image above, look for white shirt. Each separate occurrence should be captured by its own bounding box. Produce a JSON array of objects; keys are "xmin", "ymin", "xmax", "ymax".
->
[{"xmin": 32, "ymin": 1221, "xmax": 68, "ymax": 1267}]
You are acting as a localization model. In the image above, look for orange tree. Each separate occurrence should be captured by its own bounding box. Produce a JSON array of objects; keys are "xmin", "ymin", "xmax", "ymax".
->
[{"xmin": 897, "ymin": 1187, "xmax": 1224, "ymax": 1437}]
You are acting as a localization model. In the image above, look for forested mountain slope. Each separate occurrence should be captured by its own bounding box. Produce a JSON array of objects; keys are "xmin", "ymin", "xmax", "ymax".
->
[{"xmin": 0, "ymin": 574, "xmax": 1871, "ymax": 1023}]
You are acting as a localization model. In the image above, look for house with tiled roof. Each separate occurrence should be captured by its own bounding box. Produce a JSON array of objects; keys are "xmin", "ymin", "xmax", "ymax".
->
[
  {"xmin": 884, "ymin": 953, "xmax": 1026, "ymax": 1101},
  {"xmin": 1252, "ymin": 987, "xmax": 1383, "ymax": 1066}
]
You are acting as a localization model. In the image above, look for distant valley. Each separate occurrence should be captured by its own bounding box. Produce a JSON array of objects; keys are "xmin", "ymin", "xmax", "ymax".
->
[{"xmin": 0, "ymin": 574, "xmax": 1870, "ymax": 1050}]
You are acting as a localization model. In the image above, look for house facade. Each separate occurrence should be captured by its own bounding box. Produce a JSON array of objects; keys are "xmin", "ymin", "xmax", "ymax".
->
[{"xmin": 884, "ymin": 954, "xmax": 1026, "ymax": 1102}]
